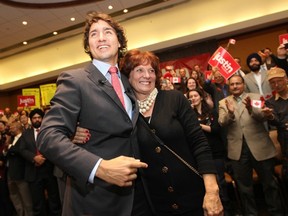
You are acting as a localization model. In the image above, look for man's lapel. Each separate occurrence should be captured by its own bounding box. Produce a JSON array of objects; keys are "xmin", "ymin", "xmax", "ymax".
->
[{"xmin": 85, "ymin": 63, "xmax": 126, "ymax": 112}]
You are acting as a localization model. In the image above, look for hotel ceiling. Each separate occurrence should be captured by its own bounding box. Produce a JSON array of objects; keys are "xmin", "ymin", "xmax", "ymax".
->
[{"xmin": 0, "ymin": 0, "xmax": 187, "ymax": 59}]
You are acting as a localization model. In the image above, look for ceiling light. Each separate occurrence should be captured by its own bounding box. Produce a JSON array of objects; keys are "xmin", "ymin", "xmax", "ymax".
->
[
  {"xmin": 22, "ymin": 21, "xmax": 28, "ymax": 25},
  {"xmin": 108, "ymin": 5, "xmax": 113, "ymax": 10},
  {"xmin": 123, "ymin": 9, "xmax": 128, "ymax": 13},
  {"xmin": 53, "ymin": 32, "xmax": 58, "ymax": 35},
  {"xmin": 70, "ymin": 17, "xmax": 75, "ymax": 21},
  {"xmin": 23, "ymin": 41, "xmax": 28, "ymax": 45}
]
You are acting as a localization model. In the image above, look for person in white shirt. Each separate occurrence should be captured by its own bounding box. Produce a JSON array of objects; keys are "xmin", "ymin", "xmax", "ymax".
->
[{"xmin": 243, "ymin": 53, "xmax": 272, "ymax": 98}]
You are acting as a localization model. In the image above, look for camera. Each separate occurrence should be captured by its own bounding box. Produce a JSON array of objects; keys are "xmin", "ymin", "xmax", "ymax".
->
[{"xmin": 284, "ymin": 43, "xmax": 288, "ymax": 49}]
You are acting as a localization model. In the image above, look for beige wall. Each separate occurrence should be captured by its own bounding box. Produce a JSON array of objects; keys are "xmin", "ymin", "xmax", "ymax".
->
[
  {"xmin": 1, "ymin": 0, "xmax": 288, "ymax": 91},
  {"xmin": 219, "ymin": 24, "xmax": 288, "ymax": 72}
]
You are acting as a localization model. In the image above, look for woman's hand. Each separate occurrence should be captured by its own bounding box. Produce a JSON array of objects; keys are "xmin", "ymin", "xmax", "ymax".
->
[
  {"xmin": 202, "ymin": 174, "xmax": 223, "ymax": 216},
  {"xmin": 203, "ymin": 192, "xmax": 223, "ymax": 216},
  {"xmin": 72, "ymin": 126, "xmax": 90, "ymax": 144}
]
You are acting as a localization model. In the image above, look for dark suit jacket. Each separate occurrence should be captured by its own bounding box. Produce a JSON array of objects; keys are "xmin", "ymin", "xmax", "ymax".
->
[
  {"xmin": 20, "ymin": 128, "xmax": 54, "ymax": 182},
  {"xmin": 6, "ymin": 136, "xmax": 26, "ymax": 180},
  {"xmin": 37, "ymin": 63, "xmax": 140, "ymax": 216}
]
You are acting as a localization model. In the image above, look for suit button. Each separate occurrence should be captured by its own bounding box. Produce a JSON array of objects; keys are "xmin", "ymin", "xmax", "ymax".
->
[
  {"xmin": 171, "ymin": 203, "xmax": 179, "ymax": 210},
  {"xmin": 151, "ymin": 129, "xmax": 156, "ymax": 133},
  {"xmin": 155, "ymin": 146, "xmax": 161, "ymax": 153},
  {"xmin": 167, "ymin": 186, "xmax": 174, "ymax": 192},
  {"xmin": 162, "ymin": 166, "xmax": 168, "ymax": 173}
]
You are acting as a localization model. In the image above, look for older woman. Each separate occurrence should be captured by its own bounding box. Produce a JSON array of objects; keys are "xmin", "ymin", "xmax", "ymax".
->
[{"xmin": 75, "ymin": 49, "xmax": 223, "ymax": 216}]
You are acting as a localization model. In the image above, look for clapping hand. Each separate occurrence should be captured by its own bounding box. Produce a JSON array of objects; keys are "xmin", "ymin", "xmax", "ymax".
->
[{"xmin": 225, "ymin": 99, "xmax": 234, "ymax": 115}]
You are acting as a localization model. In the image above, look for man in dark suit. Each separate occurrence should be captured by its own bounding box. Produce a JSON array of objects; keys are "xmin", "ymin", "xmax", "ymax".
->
[
  {"xmin": 4, "ymin": 121, "xmax": 33, "ymax": 216},
  {"xmin": 20, "ymin": 109, "xmax": 61, "ymax": 216},
  {"xmin": 0, "ymin": 120, "xmax": 15, "ymax": 216},
  {"xmin": 37, "ymin": 12, "xmax": 153, "ymax": 216}
]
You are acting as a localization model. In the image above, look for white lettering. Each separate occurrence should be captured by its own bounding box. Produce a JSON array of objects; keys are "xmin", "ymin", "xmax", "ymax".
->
[
  {"xmin": 20, "ymin": 98, "xmax": 34, "ymax": 105},
  {"xmin": 212, "ymin": 52, "xmax": 233, "ymax": 74}
]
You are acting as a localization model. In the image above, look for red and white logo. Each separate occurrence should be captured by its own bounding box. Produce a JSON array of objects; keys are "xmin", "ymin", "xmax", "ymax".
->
[
  {"xmin": 208, "ymin": 47, "xmax": 240, "ymax": 80},
  {"xmin": 251, "ymin": 100, "xmax": 264, "ymax": 108},
  {"xmin": 17, "ymin": 95, "xmax": 35, "ymax": 107},
  {"xmin": 170, "ymin": 77, "xmax": 181, "ymax": 84},
  {"xmin": 279, "ymin": 33, "xmax": 288, "ymax": 45}
]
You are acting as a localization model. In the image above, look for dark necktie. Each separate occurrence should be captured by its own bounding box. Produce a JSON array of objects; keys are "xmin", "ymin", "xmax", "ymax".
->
[{"xmin": 109, "ymin": 66, "xmax": 125, "ymax": 108}]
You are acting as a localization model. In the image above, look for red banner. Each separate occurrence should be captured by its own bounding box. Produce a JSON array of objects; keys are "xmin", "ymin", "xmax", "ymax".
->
[
  {"xmin": 279, "ymin": 33, "xmax": 288, "ymax": 45},
  {"xmin": 208, "ymin": 46, "xmax": 240, "ymax": 80},
  {"xmin": 160, "ymin": 53, "xmax": 211, "ymax": 73},
  {"xmin": 17, "ymin": 95, "xmax": 35, "ymax": 107}
]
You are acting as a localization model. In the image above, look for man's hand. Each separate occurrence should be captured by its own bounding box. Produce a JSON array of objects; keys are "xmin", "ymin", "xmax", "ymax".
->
[
  {"xmin": 33, "ymin": 154, "xmax": 46, "ymax": 166},
  {"xmin": 277, "ymin": 44, "xmax": 287, "ymax": 58},
  {"xmin": 243, "ymin": 96, "xmax": 252, "ymax": 113},
  {"xmin": 96, "ymin": 156, "xmax": 148, "ymax": 187},
  {"xmin": 225, "ymin": 99, "xmax": 234, "ymax": 115},
  {"xmin": 262, "ymin": 107, "xmax": 274, "ymax": 120}
]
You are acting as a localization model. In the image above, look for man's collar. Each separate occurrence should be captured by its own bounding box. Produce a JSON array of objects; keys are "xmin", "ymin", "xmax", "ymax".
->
[{"xmin": 275, "ymin": 92, "xmax": 288, "ymax": 100}]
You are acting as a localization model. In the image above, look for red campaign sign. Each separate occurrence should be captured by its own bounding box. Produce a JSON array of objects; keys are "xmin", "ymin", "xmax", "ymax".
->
[
  {"xmin": 208, "ymin": 46, "xmax": 240, "ymax": 80},
  {"xmin": 17, "ymin": 95, "xmax": 35, "ymax": 107},
  {"xmin": 279, "ymin": 33, "xmax": 288, "ymax": 45}
]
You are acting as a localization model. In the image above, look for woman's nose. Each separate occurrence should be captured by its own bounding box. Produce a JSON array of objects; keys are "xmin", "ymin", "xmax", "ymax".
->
[{"xmin": 144, "ymin": 71, "xmax": 150, "ymax": 77}]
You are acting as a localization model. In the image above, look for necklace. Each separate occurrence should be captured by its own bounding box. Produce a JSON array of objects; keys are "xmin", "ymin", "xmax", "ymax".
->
[{"xmin": 137, "ymin": 88, "xmax": 158, "ymax": 114}]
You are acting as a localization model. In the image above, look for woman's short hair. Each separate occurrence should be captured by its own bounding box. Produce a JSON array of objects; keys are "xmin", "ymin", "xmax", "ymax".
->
[{"xmin": 120, "ymin": 49, "xmax": 162, "ymax": 89}]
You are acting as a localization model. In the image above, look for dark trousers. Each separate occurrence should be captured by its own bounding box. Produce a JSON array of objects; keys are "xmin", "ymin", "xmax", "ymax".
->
[
  {"xmin": 131, "ymin": 177, "xmax": 155, "ymax": 216},
  {"xmin": 214, "ymin": 158, "xmax": 231, "ymax": 213},
  {"xmin": 231, "ymin": 141, "xmax": 283, "ymax": 216},
  {"xmin": 29, "ymin": 175, "xmax": 61, "ymax": 216},
  {"xmin": 0, "ymin": 178, "xmax": 15, "ymax": 216}
]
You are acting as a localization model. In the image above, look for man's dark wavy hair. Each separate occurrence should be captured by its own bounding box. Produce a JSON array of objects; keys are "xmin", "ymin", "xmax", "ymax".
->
[{"xmin": 83, "ymin": 12, "xmax": 128, "ymax": 61}]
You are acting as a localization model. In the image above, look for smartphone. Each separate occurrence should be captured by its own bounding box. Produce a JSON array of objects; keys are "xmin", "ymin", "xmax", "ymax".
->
[{"xmin": 284, "ymin": 43, "xmax": 288, "ymax": 49}]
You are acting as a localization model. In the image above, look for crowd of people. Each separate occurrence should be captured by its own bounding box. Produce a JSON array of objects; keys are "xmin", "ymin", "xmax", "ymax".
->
[{"xmin": 0, "ymin": 11, "xmax": 288, "ymax": 216}]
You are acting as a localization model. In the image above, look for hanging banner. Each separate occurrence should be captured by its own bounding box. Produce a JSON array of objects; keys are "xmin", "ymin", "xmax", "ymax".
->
[
  {"xmin": 40, "ymin": 83, "xmax": 57, "ymax": 107},
  {"xmin": 17, "ymin": 95, "xmax": 35, "ymax": 107},
  {"xmin": 160, "ymin": 53, "xmax": 211, "ymax": 75},
  {"xmin": 208, "ymin": 46, "xmax": 240, "ymax": 80}
]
